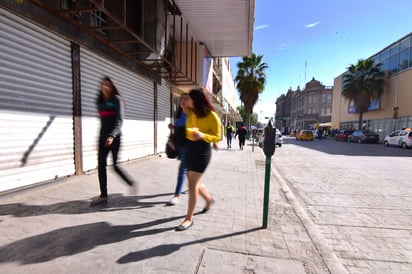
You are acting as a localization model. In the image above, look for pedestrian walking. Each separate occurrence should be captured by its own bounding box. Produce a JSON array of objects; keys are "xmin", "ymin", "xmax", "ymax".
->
[
  {"xmin": 235, "ymin": 123, "xmax": 248, "ymax": 150},
  {"xmin": 90, "ymin": 76, "xmax": 136, "ymax": 206},
  {"xmin": 225, "ymin": 122, "xmax": 235, "ymax": 148},
  {"xmin": 167, "ymin": 94, "xmax": 189, "ymax": 205},
  {"xmin": 176, "ymin": 88, "xmax": 221, "ymax": 231}
]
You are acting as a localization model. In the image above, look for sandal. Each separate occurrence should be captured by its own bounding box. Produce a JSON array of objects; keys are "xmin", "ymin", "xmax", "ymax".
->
[
  {"xmin": 201, "ymin": 197, "xmax": 215, "ymax": 214},
  {"xmin": 176, "ymin": 220, "xmax": 193, "ymax": 231}
]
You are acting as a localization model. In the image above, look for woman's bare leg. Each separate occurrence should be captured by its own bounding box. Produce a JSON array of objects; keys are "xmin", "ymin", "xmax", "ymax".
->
[
  {"xmin": 180, "ymin": 170, "xmax": 202, "ymax": 226},
  {"xmin": 198, "ymin": 183, "xmax": 213, "ymax": 208}
]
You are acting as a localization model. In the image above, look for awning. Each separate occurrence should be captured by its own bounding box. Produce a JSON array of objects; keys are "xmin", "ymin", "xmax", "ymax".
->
[{"xmin": 318, "ymin": 122, "xmax": 332, "ymax": 127}]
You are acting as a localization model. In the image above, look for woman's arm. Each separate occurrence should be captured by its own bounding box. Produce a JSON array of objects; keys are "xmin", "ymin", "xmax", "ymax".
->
[
  {"xmin": 200, "ymin": 111, "xmax": 221, "ymax": 143},
  {"xmin": 109, "ymin": 95, "xmax": 123, "ymax": 138}
]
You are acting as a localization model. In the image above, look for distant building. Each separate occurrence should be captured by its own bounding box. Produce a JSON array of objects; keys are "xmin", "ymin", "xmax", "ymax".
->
[
  {"xmin": 275, "ymin": 78, "xmax": 333, "ymax": 134},
  {"xmin": 332, "ymin": 32, "xmax": 412, "ymax": 141}
]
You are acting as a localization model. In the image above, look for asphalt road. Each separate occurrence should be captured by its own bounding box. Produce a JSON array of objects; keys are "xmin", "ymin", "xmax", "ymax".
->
[{"xmin": 273, "ymin": 136, "xmax": 412, "ymax": 274}]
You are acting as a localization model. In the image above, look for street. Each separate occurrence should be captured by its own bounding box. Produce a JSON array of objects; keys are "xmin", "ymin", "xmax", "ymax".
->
[{"xmin": 273, "ymin": 136, "xmax": 412, "ymax": 274}]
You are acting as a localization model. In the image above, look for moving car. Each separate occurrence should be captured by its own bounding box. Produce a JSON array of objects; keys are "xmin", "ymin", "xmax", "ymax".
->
[
  {"xmin": 347, "ymin": 130, "xmax": 379, "ymax": 143},
  {"xmin": 383, "ymin": 128, "xmax": 412, "ymax": 149},
  {"xmin": 258, "ymin": 128, "xmax": 283, "ymax": 147},
  {"xmin": 296, "ymin": 130, "xmax": 314, "ymax": 141},
  {"xmin": 334, "ymin": 130, "xmax": 354, "ymax": 142}
]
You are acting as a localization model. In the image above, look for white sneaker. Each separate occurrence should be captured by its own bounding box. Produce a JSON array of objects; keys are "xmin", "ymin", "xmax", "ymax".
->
[{"xmin": 167, "ymin": 197, "xmax": 179, "ymax": 205}]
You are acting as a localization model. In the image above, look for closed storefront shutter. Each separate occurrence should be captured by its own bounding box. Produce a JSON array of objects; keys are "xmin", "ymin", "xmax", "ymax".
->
[
  {"xmin": 157, "ymin": 81, "xmax": 172, "ymax": 152},
  {"xmin": 80, "ymin": 48, "xmax": 155, "ymax": 171},
  {"xmin": 0, "ymin": 8, "xmax": 74, "ymax": 192}
]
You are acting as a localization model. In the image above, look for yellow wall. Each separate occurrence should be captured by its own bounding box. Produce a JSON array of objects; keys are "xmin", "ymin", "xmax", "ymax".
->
[{"xmin": 332, "ymin": 69, "xmax": 412, "ymax": 127}]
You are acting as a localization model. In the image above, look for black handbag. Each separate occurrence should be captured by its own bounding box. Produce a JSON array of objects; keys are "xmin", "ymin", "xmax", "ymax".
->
[{"xmin": 165, "ymin": 140, "xmax": 177, "ymax": 159}]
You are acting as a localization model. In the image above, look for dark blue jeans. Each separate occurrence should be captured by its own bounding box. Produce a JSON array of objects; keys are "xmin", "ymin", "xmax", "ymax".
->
[
  {"xmin": 174, "ymin": 146, "xmax": 187, "ymax": 196},
  {"xmin": 227, "ymin": 133, "xmax": 233, "ymax": 147}
]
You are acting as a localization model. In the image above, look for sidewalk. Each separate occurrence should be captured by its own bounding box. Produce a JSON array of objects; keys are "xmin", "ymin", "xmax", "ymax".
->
[{"xmin": 0, "ymin": 140, "xmax": 333, "ymax": 274}]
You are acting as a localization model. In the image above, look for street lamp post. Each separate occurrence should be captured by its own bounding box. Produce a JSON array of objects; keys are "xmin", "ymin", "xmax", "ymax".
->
[{"xmin": 393, "ymin": 107, "xmax": 399, "ymax": 131}]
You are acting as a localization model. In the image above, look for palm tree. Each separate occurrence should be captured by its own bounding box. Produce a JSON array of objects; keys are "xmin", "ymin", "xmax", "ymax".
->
[
  {"xmin": 235, "ymin": 53, "xmax": 268, "ymax": 130},
  {"xmin": 342, "ymin": 58, "xmax": 385, "ymax": 130},
  {"xmin": 236, "ymin": 105, "xmax": 257, "ymax": 126}
]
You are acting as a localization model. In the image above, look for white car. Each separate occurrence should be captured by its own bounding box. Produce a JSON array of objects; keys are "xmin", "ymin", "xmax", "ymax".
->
[
  {"xmin": 258, "ymin": 128, "xmax": 283, "ymax": 147},
  {"xmin": 383, "ymin": 128, "xmax": 412, "ymax": 149}
]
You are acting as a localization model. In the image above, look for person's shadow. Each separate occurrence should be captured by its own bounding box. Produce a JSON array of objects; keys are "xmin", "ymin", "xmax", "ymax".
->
[
  {"xmin": 0, "ymin": 215, "xmax": 183, "ymax": 264},
  {"xmin": 0, "ymin": 192, "xmax": 173, "ymax": 217},
  {"xmin": 0, "ymin": 215, "xmax": 261, "ymax": 265},
  {"xmin": 117, "ymin": 227, "xmax": 261, "ymax": 263}
]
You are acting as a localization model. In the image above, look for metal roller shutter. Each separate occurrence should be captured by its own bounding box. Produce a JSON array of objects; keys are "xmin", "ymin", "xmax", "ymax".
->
[
  {"xmin": 0, "ymin": 8, "xmax": 74, "ymax": 192},
  {"xmin": 157, "ymin": 81, "xmax": 172, "ymax": 152},
  {"xmin": 80, "ymin": 48, "xmax": 155, "ymax": 171}
]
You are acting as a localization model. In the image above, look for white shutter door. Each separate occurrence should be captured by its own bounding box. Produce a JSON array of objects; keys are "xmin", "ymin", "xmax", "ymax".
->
[
  {"xmin": 157, "ymin": 81, "xmax": 172, "ymax": 152},
  {"xmin": 80, "ymin": 48, "xmax": 155, "ymax": 171},
  {"xmin": 0, "ymin": 8, "xmax": 74, "ymax": 192}
]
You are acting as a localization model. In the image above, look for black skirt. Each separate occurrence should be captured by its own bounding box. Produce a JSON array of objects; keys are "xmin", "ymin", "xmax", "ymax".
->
[{"xmin": 185, "ymin": 140, "xmax": 211, "ymax": 173}]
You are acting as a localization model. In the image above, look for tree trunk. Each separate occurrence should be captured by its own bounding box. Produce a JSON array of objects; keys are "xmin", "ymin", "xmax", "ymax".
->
[{"xmin": 357, "ymin": 112, "xmax": 363, "ymax": 130}]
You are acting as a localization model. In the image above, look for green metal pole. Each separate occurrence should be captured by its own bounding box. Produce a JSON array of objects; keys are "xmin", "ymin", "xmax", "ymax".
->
[{"xmin": 262, "ymin": 155, "xmax": 271, "ymax": 228}]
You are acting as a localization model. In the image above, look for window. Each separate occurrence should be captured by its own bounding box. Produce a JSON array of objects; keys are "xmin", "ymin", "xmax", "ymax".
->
[
  {"xmin": 380, "ymin": 49, "xmax": 389, "ymax": 61},
  {"xmin": 381, "ymin": 58, "xmax": 389, "ymax": 71},
  {"xmin": 390, "ymin": 43, "xmax": 399, "ymax": 56},
  {"xmin": 327, "ymin": 94, "xmax": 332, "ymax": 104},
  {"xmin": 399, "ymin": 48, "xmax": 409, "ymax": 71},
  {"xmin": 400, "ymin": 37, "xmax": 410, "ymax": 51},
  {"xmin": 389, "ymin": 54, "xmax": 399, "ymax": 74},
  {"xmin": 390, "ymin": 131, "xmax": 400, "ymax": 137}
]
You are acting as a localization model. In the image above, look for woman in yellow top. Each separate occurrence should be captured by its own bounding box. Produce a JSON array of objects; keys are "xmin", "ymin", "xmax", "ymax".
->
[{"xmin": 176, "ymin": 89, "xmax": 222, "ymax": 231}]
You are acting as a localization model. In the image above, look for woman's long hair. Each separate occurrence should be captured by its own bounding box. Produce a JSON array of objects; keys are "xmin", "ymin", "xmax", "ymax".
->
[
  {"xmin": 188, "ymin": 89, "xmax": 215, "ymax": 117},
  {"xmin": 100, "ymin": 76, "xmax": 126, "ymax": 107},
  {"xmin": 101, "ymin": 76, "xmax": 122, "ymax": 97}
]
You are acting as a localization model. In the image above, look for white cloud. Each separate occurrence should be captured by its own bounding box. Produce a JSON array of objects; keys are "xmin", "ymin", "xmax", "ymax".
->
[
  {"xmin": 255, "ymin": 24, "xmax": 269, "ymax": 31},
  {"xmin": 304, "ymin": 21, "xmax": 320, "ymax": 28},
  {"xmin": 278, "ymin": 43, "xmax": 288, "ymax": 50}
]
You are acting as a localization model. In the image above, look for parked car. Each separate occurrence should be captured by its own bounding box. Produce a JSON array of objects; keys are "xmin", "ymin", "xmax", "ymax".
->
[
  {"xmin": 258, "ymin": 128, "xmax": 283, "ymax": 147},
  {"xmin": 296, "ymin": 130, "xmax": 314, "ymax": 141},
  {"xmin": 383, "ymin": 128, "xmax": 412, "ymax": 149},
  {"xmin": 334, "ymin": 130, "xmax": 355, "ymax": 142},
  {"xmin": 348, "ymin": 130, "xmax": 379, "ymax": 143}
]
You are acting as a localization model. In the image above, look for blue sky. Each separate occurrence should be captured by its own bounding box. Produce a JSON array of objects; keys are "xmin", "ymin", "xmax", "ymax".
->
[{"xmin": 230, "ymin": 0, "xmax": 412, "ymax": 121}]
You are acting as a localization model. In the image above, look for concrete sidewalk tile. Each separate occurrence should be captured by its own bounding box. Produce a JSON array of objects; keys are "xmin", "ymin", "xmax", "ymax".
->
[{"xmin": 0, "ymin": 140, "xmax": 332, "ymax": 274}]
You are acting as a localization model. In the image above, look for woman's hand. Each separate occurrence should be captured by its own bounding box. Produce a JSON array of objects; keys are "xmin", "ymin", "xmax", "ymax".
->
[
  {"xmin": 212, "ymin": 143, "xmax": 219, "ymax": 151},
  {"xmin": 105, "ymin": 137, "xmax": 114, "ymax": 147},
  {"xmin": 192, "ymin": 130, "xmax": 204, "ymax": 141}
]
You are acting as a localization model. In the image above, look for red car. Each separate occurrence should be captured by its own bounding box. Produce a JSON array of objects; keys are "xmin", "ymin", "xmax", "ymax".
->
[{"xmin": 335, "ymin": 130, "xmax": 354, "ymax": 142}]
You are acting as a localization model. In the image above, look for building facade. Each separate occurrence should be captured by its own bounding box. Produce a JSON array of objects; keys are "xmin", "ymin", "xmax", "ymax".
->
[
  {"xmin": 275, "ymin": 78, "xmax": 333, "ymax": 134},
  {"xmin": 332, "ymin": 32, "xmax": 412, "ymax": 141},
  {"xmin": 0, "ymin": 0, "xmax": 253, "ymax": 193}
]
